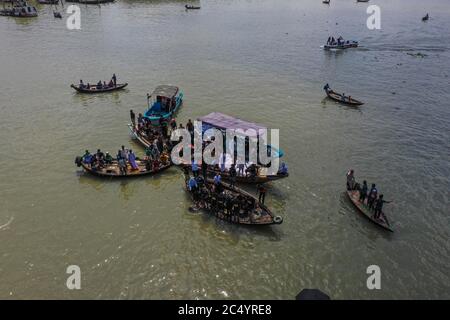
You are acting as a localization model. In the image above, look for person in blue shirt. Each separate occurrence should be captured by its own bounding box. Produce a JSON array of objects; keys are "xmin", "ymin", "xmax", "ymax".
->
[
  {"xmin": 188, "ymin": 176, "xmax": 198, "ymax": 191},
  {"xmin": 278, "ymin": 162, "xmax": 288, "ymax": 175},
  {"xmin": 367, "ymin": 184, "xmax": 378, "ymax": 210},
  {"xmin": 82, "ymin": 150, "xmax": 93, "ymax": 166},
  {"xmin": 192, "ymin": 160, "xmax": 199, "ymax": 177},
  {"xmin": 213, "ymin": 173, "xmax": 221, "ymax": 185}
]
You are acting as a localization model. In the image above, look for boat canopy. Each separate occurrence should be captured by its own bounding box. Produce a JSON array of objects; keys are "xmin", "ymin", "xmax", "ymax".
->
[
  {"xmin": 197, "ymin": 112, "xmax": 267, "ymax": 137},
  {"xmin": 150, "ymin": 85, "xmax": 179, "ymax": 99}
]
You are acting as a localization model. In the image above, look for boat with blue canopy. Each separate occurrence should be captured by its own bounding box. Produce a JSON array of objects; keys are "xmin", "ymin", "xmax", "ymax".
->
[{"xmin": 144, "ymin": 85, "xmax": 183, "ymax": 123}]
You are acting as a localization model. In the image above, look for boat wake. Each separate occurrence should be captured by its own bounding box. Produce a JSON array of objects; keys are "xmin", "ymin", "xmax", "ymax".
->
[{"xmin": 0, "ymin": 216, "xmax": 14, "ymax": 231}]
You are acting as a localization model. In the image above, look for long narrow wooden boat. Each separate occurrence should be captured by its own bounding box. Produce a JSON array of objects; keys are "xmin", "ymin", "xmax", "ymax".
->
[
  {"xmin": 66, "ymin": 0, "xmax": 114, "ymax": 3},
  {"xmin": 324, "ymin": 87, "xmax": 364, "ymax": 106},
  {"xmin": 183, "ymin": 171, "xmax": 283, "ymax": 225},
  {"xmin": 347, "ymin": 190, "xmax": 393, "ymax": 232},
  {"xmin": 37, "ymin": 0, "xmax": 59, "ymax": 4},
  {"xmin": 185, "ymin": 5, "xmax": 200, "ymax": 9},
  {"xmin": 322, "ymin": 40, "xmax": 358, "ymax": 50},
  {"xmin": 75, "ymin": 157, "xmax": 171, "ymax": 178},
  {"xmin": 71, "ymin": 83, "xmax": 128, "ymax": 94}
]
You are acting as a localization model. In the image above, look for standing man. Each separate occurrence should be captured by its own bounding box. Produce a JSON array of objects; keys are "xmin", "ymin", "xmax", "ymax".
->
[
  {"xmin": 367, "ymin": 184, "xmax": 378, "ymax": 210},
  {"xmin": 257, "ymin": 184, "xmax": 267, "ymax": 205},
  {"xmin": 130, "ymin": 110, "xmax": 136, "ymax": 126},
  {"xmin": 201, "ymin": 159, "xmax": 208, "ymax": 180},
  {"xmin": 192, "ymin": 160, "xmax": 199, "ymax": 177},
  {"xmin": 346, "ymin": 169, "xmax": 355, "ymax": 191},
  {"xmin": 229, "ymin": 164, "xmax": 237, "ymax": 188},
  {"xmin": 359, "ymin": 180, "xmax": 368, "ymax": 203},
  {"xmin": 112, "ymin": 73, "xmax": 117, "ymax": 87}
]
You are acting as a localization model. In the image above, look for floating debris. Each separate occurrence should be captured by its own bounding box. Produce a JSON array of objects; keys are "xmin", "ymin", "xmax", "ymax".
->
[{"xmin": 407, "ymin": 52, "xmax": 427, "ymax": 58}]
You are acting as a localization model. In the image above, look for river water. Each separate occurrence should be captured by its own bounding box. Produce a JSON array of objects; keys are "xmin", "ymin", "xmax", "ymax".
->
[{"xmin": 0, "ymin": 0, "xmax": 449, "ymax": 299}]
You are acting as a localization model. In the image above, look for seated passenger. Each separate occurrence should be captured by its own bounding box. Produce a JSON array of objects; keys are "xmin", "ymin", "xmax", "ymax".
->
[
  {"xmin": 82, "ymin": 150, "xmax": 93, "ymax": 165},
  {"xmin": 104, "ymin": 152, "xmax": 113, "ymax": 165},
  {"xmin": 278, "ymin": 162, "xmax": 288, "ymax": 175}
]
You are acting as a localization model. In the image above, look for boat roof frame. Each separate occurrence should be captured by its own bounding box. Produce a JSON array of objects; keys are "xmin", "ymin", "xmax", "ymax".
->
[
  {"xmin": 197, "ymin": 112, "xmax": 267, "ymax": 138},
  {"xmin": 149, "ymin": 85, "xmax": 179, "ymax": 99}
]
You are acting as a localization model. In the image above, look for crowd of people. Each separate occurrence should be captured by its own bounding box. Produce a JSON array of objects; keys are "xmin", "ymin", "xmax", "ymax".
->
[
  {"xmin": 326, "ymin": 36, "xmax": 346, "ymax": 46},
  {"xmin": 78, "ymin": 74, "xmax": 117, "ymax": 90},
  {"xmin": 81, "ymin": 144, "xmax": 169, "ymax": 175},
  {"xmin": 346, "ymin": 169, "xmax": 392, "ymax": 221},
  {"xmin": 185, "ymin": 167, "xmax": 267, "ymax": 223}
]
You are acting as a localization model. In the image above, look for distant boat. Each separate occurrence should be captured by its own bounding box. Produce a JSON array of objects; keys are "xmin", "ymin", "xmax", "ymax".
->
[
  {"xmin": 322, "ymin": 40, "xmax": 358, "ymax": 50},
  {"xmin": 53, "ymin": 11, "xmax": 62, "ymax": 18},
  {"xmin": 71, "ymin": 83, "xmax": 128, "ymax": 93},
  {"xmin": 37, "ymin": 0, "xmax": 59, "ymax": 4},
  {"xmin": 185, "ymin": 5, "xmax": 200, "ymax": 10},
  {"xmin": 323, "ymin": 0, "xmax": 330, "ymax": 4},
  {"xmin": 0, "ymin": 1, "xmax": 38, "ymax": 17},
  {"xmin": 422, "ymin": 13, "xmax": 429, "ymax": 21},
  {"xmin": 66, "ymin": 0, "xmax": 114, "ymax": 3},
  {"xmin": 356, "ymin": 0, "xmax": 369, "ymax": 3},
  {"xmin": 324, "ymin": 84, "xmax": 364, "ymax": 106},
  {"xmin": 75, "ymin": 156, "xmax": 172, "ymax": 178}
]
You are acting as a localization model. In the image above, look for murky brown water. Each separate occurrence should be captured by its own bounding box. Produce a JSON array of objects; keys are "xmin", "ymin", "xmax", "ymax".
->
[{"xmin": 0, "ymin": 0, "xmax": 449, "ymax": 299}]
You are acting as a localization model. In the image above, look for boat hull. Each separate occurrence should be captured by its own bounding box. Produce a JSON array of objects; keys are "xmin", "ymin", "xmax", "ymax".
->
[
  {"xmin": 77, "ymin": 159, "xmax": 171, "ymax": 178},
  {"xmin": 184, "ymin": 173, "xmax": 283, "ymax": 226},
  {"xmin": 325, "ymin": 89, "xmax": 364, "ymax": 106},
  {"xmin": 71, "ymin": 83, "xmax": 128, "ymax": 94},
  {"xmin": 346, "ymin": 190, "xmax": 394, "ymax": 232}
]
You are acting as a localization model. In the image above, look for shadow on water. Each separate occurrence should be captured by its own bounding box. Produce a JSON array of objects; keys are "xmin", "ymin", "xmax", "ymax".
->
[
  {"xmin": 321, "ymin": 97, "xmax": 364, "ymax": 113},
  {"xmin": 338, "ymin": 192, "xmax": 394, "ymax": 242},
  {"xmin": 76, "ymin": 166, "xmax": 180, "ymax": 196},
  {"xmin": 70, "ymin": 89, "xmax": 128, "ymax": 107}
]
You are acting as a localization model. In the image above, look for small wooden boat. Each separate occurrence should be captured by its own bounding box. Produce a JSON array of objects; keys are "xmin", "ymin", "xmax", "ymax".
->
[
  {"xmin": 0, "ymin": 2, "xmax": 37, "ymax": 17},
  {"xmin": 71, "ymin": 83, "xmax": 128, "ymax": 94},
  {"xmin": 185, "ymin": 5, "xmax": 200, "ymax": 9},
  {"xmin": 183, "ymin": 170, "xmax": 283, "ymax": 225},
  {"xmin": 324, "ymin": 86, "xmax": 364, "ymax": 106},
  {"xmin": 347, "ymin": 190, "xmax": 393, "ymax": 232},
  {"xmin": 75, "ymin": 156, "xmax": 171, "ymax": 178},
  {"xmin": 74, "ymin": 0, "xmax": 114, "ymax": 3},
  {"xmin": 323, "ymin": 40, "xmax": 358, "ymax": 50},
  {"xmin": 127, "ymin": 123, "xmax": 172, "ymax": 151},
  {"xmin": 144, "ymin": 85, "xmax": 183, "ymax": 123},
  {"xmin": 356, "ymin": 0, "xmax": 369, "ymax": 3},
  {"xmin": 38, "ymin": 0, "xmax": 59, "ymax": 4},
  {"xmin": 323, "ymin": 0, "xmax": 330, "ymax": 4},
  {"xmin": 422, "ymin": 14, "xmax": 429, "ymax": 21}
]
